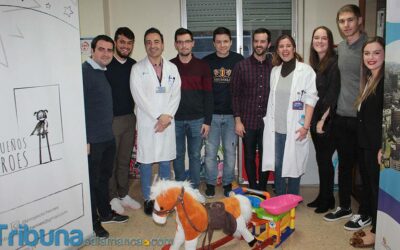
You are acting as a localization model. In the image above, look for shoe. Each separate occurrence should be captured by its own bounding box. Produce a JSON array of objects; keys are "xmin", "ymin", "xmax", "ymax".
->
[
  {"xmin": 110, "ymin": 197, "xmax": 125, "ymax": 214},
  {"xmin": 323, "ymin": 207, "xmax": 352, "ymax": 222},
  {"xmin": 307, "ymin": 197, "xmax": 320, "ymax": 208},
  {"xmin": 314, "ymin": 198, "xmax": 335, "ymax": 214},
  {"xmin": 223, "ymin": 184, "xmax": 232, "ymax": 197},
  {"xmin": 352, "ymin": 229, "xmax": 366, "ymax": 238},
  {"xmin": 344, "ymin": 214, "xmax": 372, "ymax": 231},
  {"xmin": 93, "ymin": 222, "xmax": 109, "ymax": 238},
  {"xmin": 349, "ymin": 233, "xmax": 375, "ymax": 248},
  {"xmin": 205, "ymin": 184, "xmax": 215, "ymax": 199},
  {"xmin": 144, "ymin": 200, "xmax": 154, "ymax": 216},
  {"xmin": 100, "ymin": 212, "xmax": 129, "ymax": 224},
  {"xmin": 121, "ymin": 195, "xmax": 141, "ymax": 210},
  {"xmin": 193, "ymin": 189, "xmax": 206, "ymax": 203}
]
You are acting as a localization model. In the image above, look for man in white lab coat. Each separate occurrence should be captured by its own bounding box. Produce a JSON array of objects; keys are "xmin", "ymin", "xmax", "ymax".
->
[{"xmin": 130, "ymin": 27, "xmax": 181, "ymax": 215}]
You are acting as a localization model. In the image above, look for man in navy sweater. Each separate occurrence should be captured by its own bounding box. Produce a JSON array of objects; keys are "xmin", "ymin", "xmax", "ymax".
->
[
  {"xmin": 83, "ymin": 35, "xmax": 128, "ymax": 238},
  {"xmin": 170, "ymin": 28, "xmax": 212, "ymax": 199},
  {"xmin": 203, "ymin": 27, "xmax": 244, "ymax": 198},
  {"xmin": 105, "ymin": 27, "xmax": 141, "ymax": 214}
]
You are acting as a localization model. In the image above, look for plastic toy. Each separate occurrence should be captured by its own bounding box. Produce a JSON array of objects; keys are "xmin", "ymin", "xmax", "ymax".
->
[{"xmin": 231, "ymin": 185, "xmax": 302, "ymax": 248}]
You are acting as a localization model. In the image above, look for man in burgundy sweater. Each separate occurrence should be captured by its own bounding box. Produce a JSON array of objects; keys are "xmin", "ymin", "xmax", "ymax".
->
[{"xmin": 170, "ymin": 28, "xmax": 213, "ymax": 198}]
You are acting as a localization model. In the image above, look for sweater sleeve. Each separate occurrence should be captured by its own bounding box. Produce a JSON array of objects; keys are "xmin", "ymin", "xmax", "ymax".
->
[
  {"xmin": 322, "ymin": 61, "xmax": 341, "ymax": 116},
  {"xmin": 202, "ymin": 62, "xmax": 213, "ymax": 125},
  {"xmin": 231, "ymin": 62, "xmax": 242, "ymax": 117}
]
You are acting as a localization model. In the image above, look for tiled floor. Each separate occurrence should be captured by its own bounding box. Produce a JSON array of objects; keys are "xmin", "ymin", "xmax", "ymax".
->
[{"xmin": 82, "ymin": 179, "xmax": 368, "ymax": 250}]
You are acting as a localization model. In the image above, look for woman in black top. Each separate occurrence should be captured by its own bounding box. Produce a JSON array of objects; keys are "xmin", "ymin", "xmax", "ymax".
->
[
  {"xmin": 307, "ymin": 26, "xmax": 340, "ymax": 213},
  {"xmin": 350, "ymin": 36, "xmax": 384, "ymax": 248}
]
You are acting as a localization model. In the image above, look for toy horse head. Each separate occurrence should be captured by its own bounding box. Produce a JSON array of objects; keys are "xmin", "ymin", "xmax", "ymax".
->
[{"xmin": 150, "ymin": 179, "xmax": 205, "ymax": 225}]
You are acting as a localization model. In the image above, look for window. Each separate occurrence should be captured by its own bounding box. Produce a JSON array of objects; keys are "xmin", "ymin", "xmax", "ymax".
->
[{"xmin": 183, "ymin": 0, "xmax": 294, "ymax": 58}]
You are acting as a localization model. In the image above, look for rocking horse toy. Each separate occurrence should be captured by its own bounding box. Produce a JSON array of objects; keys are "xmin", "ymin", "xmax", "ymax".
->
[{"xmin": 150, "ymin": 179, "xmax": 258, "ymax": 250}]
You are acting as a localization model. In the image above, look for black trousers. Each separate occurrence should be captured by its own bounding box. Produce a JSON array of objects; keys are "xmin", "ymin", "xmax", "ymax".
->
[
  {"xmin": 358, "ymin": 147, "xmax": 380, "ymax": 233},
  {"xmin": 88, "ymin": 139, "xmax": 115, "ymax": 223},
  {"xmin": 311, "ymin": 131, "xmax": 335, "ymax": 205},
  {"xmin": 333, "ymin": 115, "xmax": 359, "ymax": 209},
  {"xmin": 242, "ymin": 128, "xmax": 269, "ymax": 191}
]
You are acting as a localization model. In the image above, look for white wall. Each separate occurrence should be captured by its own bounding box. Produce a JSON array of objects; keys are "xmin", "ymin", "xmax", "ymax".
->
[
  {"xmin": 301, "ymin": 0, "xmax": 358, "ymax": 63},
  {"xmin": 78, "ymin": 0, "xmax": 181, "ymax": 60},
  {"xmin": 78, "ymin": 0, "xmax": 106, "ymax": 37}
]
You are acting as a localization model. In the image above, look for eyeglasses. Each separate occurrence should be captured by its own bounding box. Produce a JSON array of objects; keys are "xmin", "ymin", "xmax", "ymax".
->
[{"xmin": 176, "ymin": 40, "xmax": 193, "ymax": 45}]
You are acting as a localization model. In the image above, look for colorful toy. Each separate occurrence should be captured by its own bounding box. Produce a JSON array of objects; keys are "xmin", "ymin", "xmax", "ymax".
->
[
  {"xmin": 150, "ymin": 180, "xmax": 257, "ymax": 250},
  {"xmin": 231, "ymin": 185, "xmax": 302, "ymax": 248}
]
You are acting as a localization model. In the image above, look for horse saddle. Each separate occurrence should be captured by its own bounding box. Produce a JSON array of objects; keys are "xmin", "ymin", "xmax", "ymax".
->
[{"xmin": 205, "ymin": 201, "xmax": 237, "ymax": 235}]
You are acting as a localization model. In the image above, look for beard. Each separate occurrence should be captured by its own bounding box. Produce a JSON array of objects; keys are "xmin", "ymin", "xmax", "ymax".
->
[
  {"xmin": 254, "ymin": 47, "xmax": 267, "ymax": 56},
  {"xmin": 116, "ymin": 48, "xmax": 132, "ymax": 59},
  {"xmin": 179, "ymin": 51, "xmax": 191, "ymax": 57}
]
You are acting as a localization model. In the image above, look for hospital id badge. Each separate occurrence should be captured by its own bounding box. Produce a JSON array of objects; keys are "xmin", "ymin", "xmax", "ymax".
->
[
  {"xmin": 292, "ymin": 101, "xmax": 304, "ymax": 110},
  {"xmin": 156, "ymin": 86, "xmax": 166, "ymax": 93}
]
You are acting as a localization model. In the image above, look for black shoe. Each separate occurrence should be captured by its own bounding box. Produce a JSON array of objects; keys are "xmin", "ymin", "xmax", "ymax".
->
[
  {"xmin": 93, "ymin": 222, "xmax": 109, "ymax": 238},
  {"xmin": 344, "ymin": 214, "xmax": 372, "ymax": 231},
  {"xmin": 100, "ymin": 212, "xmax": 129, "ymax": 224},
  {"xmin": 307, "ymin": 197, "xmax": 320, "ymax": 208},
  {"xmin": 314, "ymin": 197, "xmax": 335, "ymax": 214},
  {"xmin": 223, "ymin": 184, "xmax": 232, "ymax": 197},
  {"xmin": 323, "ymin": 207, "xmax": 352, "ymax": 222},
  {"xmin": 205, "ymin": 184, "xmax": 215, "ymax": 198},
  {"xmin": 144, "ymin": 200, "xmax": 154, "ymax": 216}
]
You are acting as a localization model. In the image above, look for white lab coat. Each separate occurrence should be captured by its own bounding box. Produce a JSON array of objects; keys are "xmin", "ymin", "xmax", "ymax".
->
[
  {"xmin": 262, "ymin": 61, "xmax": 318, "ymax": 177},
  {"xmin": 130, "ymin": 57, "xmax": 181, "ymax": 164}
]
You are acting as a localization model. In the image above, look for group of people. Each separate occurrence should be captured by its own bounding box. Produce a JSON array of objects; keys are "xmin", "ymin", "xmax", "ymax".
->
[
  {"xmin": 82, "ymin": 3, "xmax": 384, "ymax": 248},
  {"xmin": 305, "ymin": 5, "xmax": 384, "ymax": 248}
]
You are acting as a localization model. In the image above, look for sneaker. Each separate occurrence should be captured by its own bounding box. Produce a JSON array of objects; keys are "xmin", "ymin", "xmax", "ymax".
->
[
  {"xmin": 93, "ymin": 222, "xmax": 109, "ymax": 238},
  {"xmin": 144, "ymin": 200, "xmax": 154, "ymax": 216},
  {"xmin": 193, "ymin": 189, "xmax": 206, "ymax": 203},
  {"xmin": 323, "ymin": 207, "xmax": 352, "ymax": 222},
  {"xmin": 205, "ymin": 184, "xmax": 215, "ymax": 198},
  {"xmin": 223, "ymin": 184, "xmax": 232, "ymax": 197},
  {"xmin": 344, "ymin": 214, "xmax": 372, "ymax": 231},
  {"xmin": 121, "ymin": 195, "xmax": 141, "ymax": 210},
  {"xmin": 110, "ymin": 197, "xmax": 125, "ymax": 214},
  {"xmin": 100, "ymin": 212, "xmax": 129, "ymax": 224}
]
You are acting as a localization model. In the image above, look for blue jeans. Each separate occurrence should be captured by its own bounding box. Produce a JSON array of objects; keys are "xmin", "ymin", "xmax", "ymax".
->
[
  {"xmin": 140, "ymin": 161, "xmax": 171, "ymax": 200},
  {"xmin": 274, "ymin": 133, "xmax": 301, "ymax": 195},
  {"xmin": 173, "ymin": 118, "xmax": 204, "ymax": 189},
  {"xmin": 205, "ymin": 114, "xmax": 237, "ymax": 186}
]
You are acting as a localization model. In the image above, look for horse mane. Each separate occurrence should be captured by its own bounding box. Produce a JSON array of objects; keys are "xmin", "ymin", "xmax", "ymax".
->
[{"xmin": 150, "ymin": 179, "xmax": 203, "ymax": 202}]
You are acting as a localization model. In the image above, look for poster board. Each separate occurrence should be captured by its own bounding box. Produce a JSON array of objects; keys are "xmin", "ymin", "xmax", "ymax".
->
[
  {"xmin": 0, "ymin": 1, "xmax": 92, "ymax": 248},
  {"xmin": 376, "ymin": 0, "xmax": 400, "ymax": 248}
]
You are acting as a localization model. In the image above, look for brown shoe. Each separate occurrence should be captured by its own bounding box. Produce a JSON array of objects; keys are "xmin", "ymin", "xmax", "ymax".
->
[
  {"xmin": 349, "ymin": 232, "xmax": 375, "ymax": 248},
  {"xmin": 352, "ymin": 229, "xmax": 366, "ymax": 238}
]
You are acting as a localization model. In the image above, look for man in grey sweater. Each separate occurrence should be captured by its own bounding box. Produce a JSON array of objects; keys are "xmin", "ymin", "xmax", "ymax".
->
[{"xmin": 323, "ymin": 4, "xmax": 371, "ymax": 232}]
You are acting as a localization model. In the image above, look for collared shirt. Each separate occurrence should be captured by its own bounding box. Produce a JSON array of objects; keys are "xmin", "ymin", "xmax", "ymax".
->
[
  {"xmin": 152, "ymin": 60, "xmax": 163, "ymax": 82},
  {"xmin": 87, "ymin": 58, "xmax": 107, "ymax": 71},
  {"xmin": 231, "ymin": 54, "xmax": 271, "ymax": 129}
]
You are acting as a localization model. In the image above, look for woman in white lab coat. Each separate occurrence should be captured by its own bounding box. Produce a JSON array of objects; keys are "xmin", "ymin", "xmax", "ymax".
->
[{"xmin": 262, "ymin": 34, "xmax": 318, "ymax": 195}]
